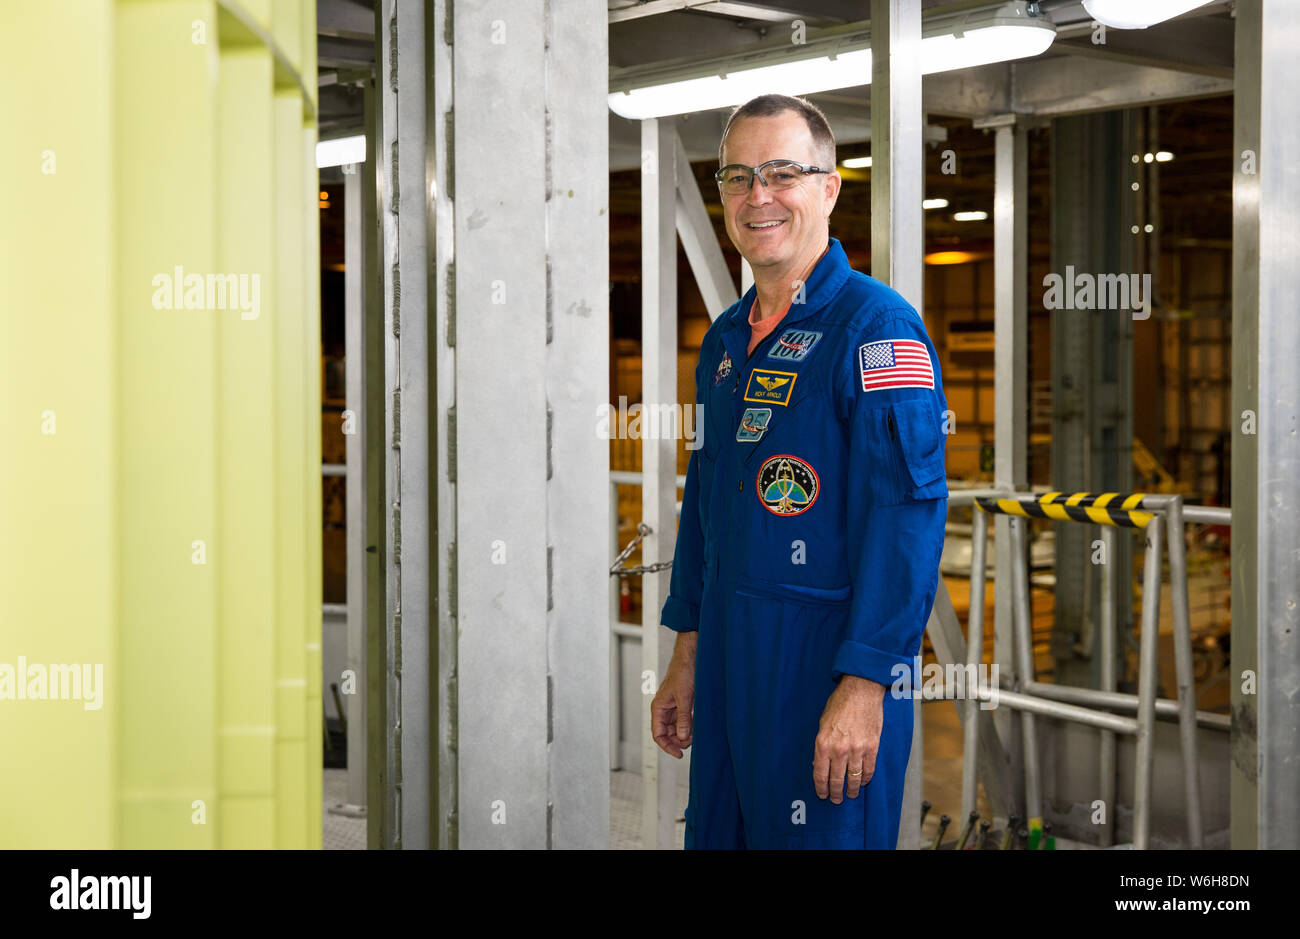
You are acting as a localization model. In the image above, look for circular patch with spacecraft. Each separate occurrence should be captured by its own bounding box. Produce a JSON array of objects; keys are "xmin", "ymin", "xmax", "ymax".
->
[{"xmin": 755, "ymin": 454, "xmax": 819, "ymax": 516}]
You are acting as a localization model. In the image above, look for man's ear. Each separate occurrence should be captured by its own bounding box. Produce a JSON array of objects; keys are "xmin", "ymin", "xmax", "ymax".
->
[{"xmin": 823, "ymin": 171, "xmax": 842, "ymax": 217}]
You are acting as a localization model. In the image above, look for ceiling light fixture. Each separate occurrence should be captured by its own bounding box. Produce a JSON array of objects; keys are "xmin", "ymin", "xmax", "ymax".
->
[
  {"xmin": 841, "ymin": 156, "xmax": 872, "ymax": 168},
  {"xmin": 1081, "ymin": 0, "xmax": 1216, "ymax": 30},
  {"xmin": 608, "ymin": 2, "xmax": 1056, "ymax": 121},
  {"xmin": 923, "ymin": 198, "xmax": 949, "ymax": 209},
  {"xmin": 953, "ymin": 210, "xmax": 989, "ymax": 221},
  {"xmin": 316, "ymin": 135, "xmax": 366, "ymax": 169}
]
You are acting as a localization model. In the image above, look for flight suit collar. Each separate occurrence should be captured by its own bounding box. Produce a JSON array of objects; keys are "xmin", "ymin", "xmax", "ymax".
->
[{"xmin": 720, "ymin": 237, "xmax": 853, "ymax": 369}]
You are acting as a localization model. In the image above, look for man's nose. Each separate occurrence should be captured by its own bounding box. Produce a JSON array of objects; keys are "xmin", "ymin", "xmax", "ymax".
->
[{"xmin": 746, "ymin": 175, "xmax": 774, "ymax": 208}]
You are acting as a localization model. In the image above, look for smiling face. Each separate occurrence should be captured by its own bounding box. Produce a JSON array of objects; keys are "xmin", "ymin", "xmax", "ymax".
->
[{"xmin": 718, "ymin": 111, "xmax": 841, "ymax": 272}]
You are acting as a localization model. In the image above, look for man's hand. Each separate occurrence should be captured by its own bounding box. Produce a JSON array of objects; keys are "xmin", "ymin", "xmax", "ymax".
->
[
  {"xmin": 651, "ymin": 632, "xmax": 698, "ymax": 759},
  {"xmin": 813, "ymin": 675, "xmax": 885, "ymax": 803}
]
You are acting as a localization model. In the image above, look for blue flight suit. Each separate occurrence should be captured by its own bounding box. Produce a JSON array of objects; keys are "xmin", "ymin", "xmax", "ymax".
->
[{"xmin": 660, "ymin": 237, "xmax": 948, "ymax": 850}]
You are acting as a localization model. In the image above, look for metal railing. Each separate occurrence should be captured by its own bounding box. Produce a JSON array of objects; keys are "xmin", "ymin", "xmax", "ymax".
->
[
  {"xmin": 964, "ymin": 491, "xmax": 1227, "ymax": 849},
  {"xmin": 607, "ymin": 474, "xmax": 1231, "ymax": 847}
]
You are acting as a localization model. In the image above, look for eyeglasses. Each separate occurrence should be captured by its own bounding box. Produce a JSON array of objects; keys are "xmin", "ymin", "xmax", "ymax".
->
[{"xmin": 714, "ymin": 160, "xmax": 829, "ymax": 196}]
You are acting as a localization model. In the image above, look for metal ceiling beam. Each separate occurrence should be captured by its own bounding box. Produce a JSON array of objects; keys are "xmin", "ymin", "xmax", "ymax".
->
[
  {"xmin": 609, "ymin": 0, "xmax": 841, "ymax": 25},
  {"xmin": 921, "ymin": 57, "xmax": 1232, "ymax": 119},
  {"xmin": 1052, "ymin": 15, "xmax": 1234, "ymax": 80}
]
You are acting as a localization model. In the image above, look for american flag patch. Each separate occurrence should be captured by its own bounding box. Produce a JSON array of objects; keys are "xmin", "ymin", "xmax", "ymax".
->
[{"xmin": 858, "ymin": 339, "xmax": 934, "ymax": 393}]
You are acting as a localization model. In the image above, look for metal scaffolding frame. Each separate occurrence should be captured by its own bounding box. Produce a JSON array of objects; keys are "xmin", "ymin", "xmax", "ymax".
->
[
  {"xmin": 962, "ymin": 492, "xmax": 1216, "ymax": 849},
  {"xmin": 611, "ymin": 0, "xmax": 1300, "ymax": 851},
  {"xmin": 1232, "ymin": 0, "xmax": 1300, "ymax": 851}
]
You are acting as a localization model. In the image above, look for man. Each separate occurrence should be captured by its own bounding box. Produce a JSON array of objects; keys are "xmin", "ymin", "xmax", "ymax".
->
[{"xmin": 650, "ymin": 94, "xmax": 948, "ymax": 849}]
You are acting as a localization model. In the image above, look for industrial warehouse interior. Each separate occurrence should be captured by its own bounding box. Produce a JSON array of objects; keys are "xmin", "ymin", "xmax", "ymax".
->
[{"xmin": 1, "ymin": 0, "xmax": 1295, "ymax": 913}]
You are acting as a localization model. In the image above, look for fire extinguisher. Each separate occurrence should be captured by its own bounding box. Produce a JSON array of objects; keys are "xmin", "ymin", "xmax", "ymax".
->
[{"xmin": 619, "ymin": 578, "xmax": 631, "ymax": 614}]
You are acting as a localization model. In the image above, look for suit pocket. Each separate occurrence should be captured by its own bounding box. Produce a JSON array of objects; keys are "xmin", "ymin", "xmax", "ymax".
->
[{"xmin": 870, "ymin": 398, "xmax": 947, "ymax": 504}]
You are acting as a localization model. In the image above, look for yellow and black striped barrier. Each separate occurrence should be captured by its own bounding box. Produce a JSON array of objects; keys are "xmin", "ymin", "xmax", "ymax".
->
[{"xmin": 975, "ymin": 492, "xmax": 1155, "ymax": 529}]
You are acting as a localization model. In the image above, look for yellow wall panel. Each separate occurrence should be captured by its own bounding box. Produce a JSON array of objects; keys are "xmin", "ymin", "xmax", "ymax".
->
[
  {"xmin": 3, "ymin": 0, "xmax": 318, "ymax": 852},
  {"xmin": 271, "ymin": 0, "xmax": 303, "ymax": 77},
  {"xmin": 216, "ymin": 43, "xmax": 277, "ymax": 848},
  {"xmin": 273, "ymin": 89, "xmax": 308, "ymax": 849},
  {"xmin": 115, "ymin": 0, "xmax": 221, "ymax": 849},
  {"xmin": 303, "ymin": 125, "xmax": 323, "ymax": 850},
  {"xmin": 0, "ymin": 0, "xmax": 118, "ymax": 849}
]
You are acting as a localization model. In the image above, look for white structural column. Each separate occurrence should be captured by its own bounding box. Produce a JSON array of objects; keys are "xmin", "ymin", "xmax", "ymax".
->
[
  {"xmin": 546, "ymin": 0, "xmax": 612, "ymax": 849},
  {"xmin": 991, "ymin": 114, "xmax": 1027, "ymax": 813},
  {"xmin": 453, "ymin": 1, "xmax": 547, "ymax": 849},
  {"xmin": 378, "ymin": 0, "xmax": 431, "ymax": 848},
  {"xmin": 870, "ymin": 0, "xmax": 925, "ymax": 850},
  {"xmin": 642, "ymin": 117, "xmax": 681, "ymax": 850},
  {"xmin": 427, "ymin": 0, "xmax": 458, "ymax": 850},
  {"xmin": 343, "ymin": 163, "xmax": 367, "ymax": 815},
  {"xmin": 449, "ymin": 0, "xmax": 610, "ymax": 850},
  {"xmin": 1233, "ymin": 0, "xmax": 1300, "ymax": 850}
]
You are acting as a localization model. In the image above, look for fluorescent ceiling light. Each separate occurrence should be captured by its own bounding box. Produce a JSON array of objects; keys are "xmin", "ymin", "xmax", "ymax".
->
[
  {"xmin": 841, "ymin": 156, "xmax": 872, "ymax": 168},
  {"xmin": 608, "ymin": 2, "xmax": 1055, "ymax": 120},
  {"xmin": 1081, "ymin": 0, "xmax": 1215, "ymax": 29},
  {"xmin": 953, "ymin": 210, "xmax": 988, "ymax": 221},
  {"xmin": 923, "ymin": 198, "xmax": 949, "ymax": 209},
  {"xmin": 316, "ymin": 135, "xmax": 366, "ymax": 168},
  {"xmin": 1156, "ymin": 151, "xmax": 1174, "ymax": 162},
  {"xmin": 611, "ymin": 51, "xmax": 872, "ymax": 120}
]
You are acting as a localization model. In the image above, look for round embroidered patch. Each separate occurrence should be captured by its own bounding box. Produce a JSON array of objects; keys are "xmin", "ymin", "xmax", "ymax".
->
[{"xmin": 756, "ymin": 454, "xmax": 819, "ymax": 516}]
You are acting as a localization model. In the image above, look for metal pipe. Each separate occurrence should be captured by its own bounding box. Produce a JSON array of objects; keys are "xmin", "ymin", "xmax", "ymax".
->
[
  {"xmin": 1000, "ymin": 814, "xmax": 1020, "ymax": 850},
  {"xmin": 1180, "ymin": 504, "xmax": 1230, "ymax": 526},
  {"xmin": 612, "ymin": 622, "xmax": 642, "ymax": 640},
  {"xmin": 610, "ymin": 482, "xmax": 622, "ymax": 771},
  {"xmin": 955, "ymin": 810, "xmax": 980, "ymax": 850},
  {"xmin": 945, "ymin": 487, "xmax": 1012, "ymax": 507},
  {"xmin": 1133, "ymin": 515, "xmax": 1163, "ymax": 850},
  {"xmin": 1164, "ymin": 497, "xmax": 1204, "ymax": 848},
  {"xmin": 1025, "ymin": 681, "xmax": 1230, "ymax": 731},
  {"xmin": 1010, "ymin": 517, "xmax": 1043, "ymax": 828},
  {"xmin": 961, "ymin": 508, "xmax": 988, "ymax": 820},
  {"xmin": 1098, "ymin": 525, "xmax": 1116, "ymax": 847},
  {"xmin": 929, "ymin": 814, "xmax": 951, "ymax": 850},
  {"xmin": 609, "ymin": 469, "xmax": 687, "ymax": 488},
  {"xmin": 975, "ymin": 686, "xmax": 1139, "ymax": 734}
]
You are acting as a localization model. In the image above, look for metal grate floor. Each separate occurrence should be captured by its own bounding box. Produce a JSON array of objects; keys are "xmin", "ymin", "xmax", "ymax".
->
[
  {"xmin": 323, "ymin": 768, "xmax": 366, "ymax": 850},
  {"xmin": 610, "ymin": 770, "xmax": 687, "ymax": 850}
]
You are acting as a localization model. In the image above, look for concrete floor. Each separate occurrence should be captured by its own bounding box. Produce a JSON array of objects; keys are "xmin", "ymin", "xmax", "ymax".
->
[
  {"xmin": 318, "ymin": 696, "xmax": 1086, "ymax": 850},
  {"xmin": 608, "ymin": 696, "xmax": 991, "ymax": 850}
]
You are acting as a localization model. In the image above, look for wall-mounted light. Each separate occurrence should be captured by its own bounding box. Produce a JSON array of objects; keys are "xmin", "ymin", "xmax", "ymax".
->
[{"xmin": 608, "ymin": 2, "xmax": 1056, "ymax": 121}]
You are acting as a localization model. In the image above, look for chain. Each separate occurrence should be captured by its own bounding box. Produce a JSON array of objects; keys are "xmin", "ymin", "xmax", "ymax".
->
[{"xmin": 610, "ymin": 522, "xmax": 674, "ymax": 578}]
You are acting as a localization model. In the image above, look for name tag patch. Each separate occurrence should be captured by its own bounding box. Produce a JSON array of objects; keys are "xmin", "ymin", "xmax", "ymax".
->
[
  {"xmin": 767, "ymin": 328, "xmax": 822, "ymax": 362},
  {"xmin": 736, "ymin": 407, "xmax": 772, "ymax": 442},
  {"xmin": 743, "ymin": 368, "xmax": 797, "ymax": 406},
  {"xmin": 756, "ymin": 454, "xmax": 819, "ymax": 516}
]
